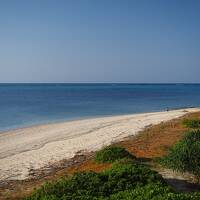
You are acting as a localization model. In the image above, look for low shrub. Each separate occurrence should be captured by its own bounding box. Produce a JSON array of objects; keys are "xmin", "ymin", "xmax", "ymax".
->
[
  {"xmin": 95, "ymin": 146, "xmax": 135, "ymax": 163},
  {"xmin": 159, "ymin": 130, "xmax": 200, "ymax": 179},
  {"xmin": 25, "ymin": 160, "xmax": 165, "ymax": 200},
  {"xmin": 109, "ymin": 183, "xmax": 200, "ymax": 200},
  {"xmin": 25, "ymin": 142, "xmax": 200, "ymax": 200},
  {"xmin": 182, "ymin": 119, "xmax": 200, "ymax": 128}
]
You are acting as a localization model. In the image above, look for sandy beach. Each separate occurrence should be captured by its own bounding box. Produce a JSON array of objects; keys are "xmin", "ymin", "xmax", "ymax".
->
[{"xmin": 0, "ymin": 108, "xmax": 199, "ymax": 181}]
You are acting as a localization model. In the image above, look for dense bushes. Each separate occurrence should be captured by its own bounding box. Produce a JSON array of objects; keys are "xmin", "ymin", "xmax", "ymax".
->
[
  {"xmin": 159, "ymin": 130, "xmax": 200, "ymax": 178},
  {"xmin": 109, "ymin": 183, "xmax": 200, "ymax": 200},
  {"xmin": 25, "ymin": 144, "xmax": 200, "ymax": 200},
  {"xmin": 25, "ymin": 159, "xmax": 200, "ymax": 200},
  {"xmin": 25, "ymin": 160, "xmax": 166, "ymax": 200},
  {"xmin": 95, "ymin": 146, "xmax": 135, "ymax": 163},
  {"xmin": 182, "ymin": 119, "xmax": 200, "ymax": 128}
]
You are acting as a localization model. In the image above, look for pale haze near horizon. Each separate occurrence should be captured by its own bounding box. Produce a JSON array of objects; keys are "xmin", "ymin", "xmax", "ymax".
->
[{"xmin": 0, "ymin": 0, "xmax": 200, "ymax": 83}]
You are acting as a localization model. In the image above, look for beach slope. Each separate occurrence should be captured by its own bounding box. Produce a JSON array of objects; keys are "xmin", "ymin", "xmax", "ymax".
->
[{"xmin": 0, "ymin": 108, "xmax": 199, "ymax": 181}]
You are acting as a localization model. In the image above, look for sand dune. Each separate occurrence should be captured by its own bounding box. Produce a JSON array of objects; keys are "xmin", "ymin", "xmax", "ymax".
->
[{"xmin": 0, "ymin": 108, "xmax": 199, "ymax": 181}]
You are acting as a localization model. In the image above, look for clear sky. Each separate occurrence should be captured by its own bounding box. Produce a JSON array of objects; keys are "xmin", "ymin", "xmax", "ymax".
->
[{"xmin": 0, "ymin": 0, "xmax": 200, "ymax": 83}]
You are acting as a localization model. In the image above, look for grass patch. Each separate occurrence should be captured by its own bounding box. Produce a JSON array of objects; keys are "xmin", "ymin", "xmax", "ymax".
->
[
  {"xmin": 182, "ymin": 119, "xmax": 200, "ymax": 128},
  {"xmin": 95, "ymin": 146, "xmax": 135, "ymax": 163},
  {"xmin": 159, "ymin": 130, "xmax": 200, "ymax": 180}
]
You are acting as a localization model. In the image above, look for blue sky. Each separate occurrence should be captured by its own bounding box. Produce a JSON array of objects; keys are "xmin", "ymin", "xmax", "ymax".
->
[{"xmin": 0, "ymin": 0, "xmax": 200, "ymax": 83}]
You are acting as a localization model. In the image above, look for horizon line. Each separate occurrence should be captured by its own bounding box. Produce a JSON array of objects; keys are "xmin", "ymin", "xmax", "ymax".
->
[{"xmin": 0, "ymin": 82, "xmax": 200, "ymax": 85}]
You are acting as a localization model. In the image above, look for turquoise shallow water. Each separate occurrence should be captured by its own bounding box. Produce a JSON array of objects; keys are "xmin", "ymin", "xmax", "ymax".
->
[{"xmin": 0, "ymin": 83, "xmax": 200, "ymax": 132}]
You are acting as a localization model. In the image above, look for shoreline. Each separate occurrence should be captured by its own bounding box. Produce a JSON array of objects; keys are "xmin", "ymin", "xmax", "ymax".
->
[
  {"xmin": 0, "ymin": 108, "xmax": 199, "ymax": 182},
  {"xmin": 0, "ymin": 106, "xmax": 196, "ymax": 134}
]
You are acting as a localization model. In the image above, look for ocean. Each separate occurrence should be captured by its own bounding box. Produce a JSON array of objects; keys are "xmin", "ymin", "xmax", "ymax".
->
[{"xmin": 0, "ymin": 83, "xmax": 200, "ymax": 132}]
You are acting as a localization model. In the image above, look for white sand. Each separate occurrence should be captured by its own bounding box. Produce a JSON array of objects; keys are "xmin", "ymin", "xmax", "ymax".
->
[{"xmin": 0, "ymin": 108, "xmax": 199, "ymax": 181}]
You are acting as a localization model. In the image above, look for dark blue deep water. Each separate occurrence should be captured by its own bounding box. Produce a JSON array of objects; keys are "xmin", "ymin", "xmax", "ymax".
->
[{"xmin": 0, "ymin": 84, "xmax": 200, "ymax": 131}]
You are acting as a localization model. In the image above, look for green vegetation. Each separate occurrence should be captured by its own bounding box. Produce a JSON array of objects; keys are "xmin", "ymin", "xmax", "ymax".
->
[
  {"xmin": 159, "ymin": 130, "xmax": 200, "ymax": 179},
  {"xmin": 95, "ymin": 146, "xmax": 135, "ymax": 163},
  {"xmin": 25, "ymin": 161, "xmax": 164, "ymax": 200},
  {"xmin": 25, "ymin": 159, "xmax": 200, "ymax": 200},
  {"xmin": 109, "ymin": 183, "xmax": 200, "ymax": 200},
  {"xmin": 25, "ymin": 145, "xmax": 200, "ymax": 200},
  {"xmin": 182, "ymin": 119, "xmax": 200, "ymax": 128}
]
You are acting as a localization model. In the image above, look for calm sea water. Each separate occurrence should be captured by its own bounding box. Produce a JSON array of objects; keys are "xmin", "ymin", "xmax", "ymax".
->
[{"xmin": 0, "ymin": 84, "xmax": 200, "ymax": 132}]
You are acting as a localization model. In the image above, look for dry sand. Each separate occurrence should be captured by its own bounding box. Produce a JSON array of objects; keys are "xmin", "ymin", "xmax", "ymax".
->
[{"xmin": 0, "ymin": 108, "xmax": 199, "ymax": 181}]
